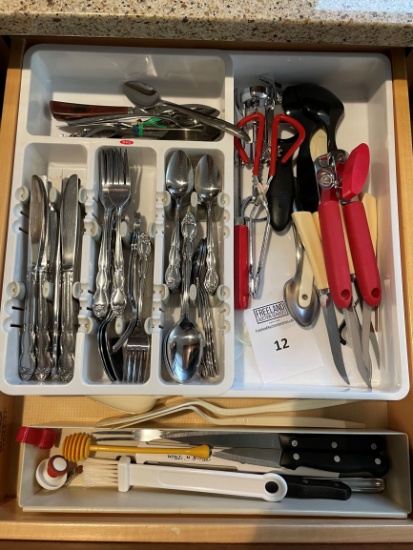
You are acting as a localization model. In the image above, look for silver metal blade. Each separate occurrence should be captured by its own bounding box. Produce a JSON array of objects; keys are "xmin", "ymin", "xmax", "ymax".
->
[
  {"xmin": 156, "ymin": 431, "xmax": 283, "ymax": 449},
  {"xmin": 322, "ymin": 301, "xmax": 349, "ymax": 384},
  {"xmin": 60, "ymin": 174, "xmax": 80, "ymax": 269},
  {"xmin": 29, "ymin": 175, "xmax": 46, "ymax": 268},
  {"xmin": 215, "ymin": 448, "xmax": 283, "ymax": 468},
  {"xmin": 343, "ymin": 307, "xmax": 371, "ymax": 388}
]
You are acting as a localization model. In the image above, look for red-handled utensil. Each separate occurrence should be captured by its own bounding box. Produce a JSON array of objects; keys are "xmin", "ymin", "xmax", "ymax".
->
[
  {"xmin": 318, "ymin": 199, "xmax": 352, "ymax": 310},
  {"xmin": 234, "ymin": 223, "xmax": 249, "ymax": 310},
  {"xmin": 315, "ymin": 144, "xmax": 376, "ymax": 387},
  {"xmin": 234, "ymin": 112, "xmax": 269, "ymax": 302}
]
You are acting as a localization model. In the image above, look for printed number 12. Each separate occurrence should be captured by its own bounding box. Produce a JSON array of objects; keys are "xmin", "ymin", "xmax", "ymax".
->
[{"xmin": 274, "ymin": 338, "xmax": 289, "ymax": 351}]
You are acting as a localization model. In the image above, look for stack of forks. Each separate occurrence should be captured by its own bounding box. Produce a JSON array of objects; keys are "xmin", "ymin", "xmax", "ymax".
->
[{"xmin": 92, "ymin": 147, "xmax": 152, "ymax": 383}]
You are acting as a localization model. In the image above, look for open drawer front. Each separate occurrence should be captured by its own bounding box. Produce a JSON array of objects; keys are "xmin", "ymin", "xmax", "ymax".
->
[{"xmin": 0, "ymin": 39, "xmax": 412, "ymax": 543}]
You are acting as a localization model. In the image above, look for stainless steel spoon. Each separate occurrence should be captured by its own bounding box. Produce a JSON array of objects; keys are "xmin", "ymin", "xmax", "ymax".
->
[
  {"xmin": 283, "ymin": 225, "xmax": 319, "ymax": 328},
  {"xmin": 195, "ymin": 155, "xmax": 221, "ymax": 294},
  {"xmin": 123, "ymin": 81, "xmax": 250, "ymax": 142},
  {"xmin": 163, "ymin": 212, "xmax": 205, "ymax": 383},
  {"xmin": 164, "ymin": 150, "xmax": 194, "ymax": 293}
]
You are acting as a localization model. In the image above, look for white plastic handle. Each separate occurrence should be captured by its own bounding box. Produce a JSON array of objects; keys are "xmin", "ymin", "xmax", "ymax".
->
[{"xmin": 118, "ymin": 457, "xmax": 287, "ymax": 501}]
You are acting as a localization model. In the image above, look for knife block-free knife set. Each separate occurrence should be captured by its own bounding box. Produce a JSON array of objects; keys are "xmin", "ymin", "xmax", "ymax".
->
[
  {"xmin": 0, "ymin": 45, "xmax": 408, "ymax": 400},
  {"xmin": 18, "ymin": 426, "xmax": 411, "ymax": 518}
]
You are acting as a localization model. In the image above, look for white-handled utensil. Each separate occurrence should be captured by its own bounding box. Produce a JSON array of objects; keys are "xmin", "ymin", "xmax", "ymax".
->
[{"xmin": 82, "ymin": 456, "xmax": 288, "ymax": 502}]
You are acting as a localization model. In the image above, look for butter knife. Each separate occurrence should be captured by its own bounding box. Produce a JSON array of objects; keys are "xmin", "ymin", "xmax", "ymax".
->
[
  {"xmin": 19, "ymin": 175, "xmax": 47, "ymax": 381},
  {"xmin": 57, "ymin": 174, "xmax": 81, "ymax": 382},
  {"xmin": 35, "ymin": 179, "xmax": 59, "ymax": 381}
]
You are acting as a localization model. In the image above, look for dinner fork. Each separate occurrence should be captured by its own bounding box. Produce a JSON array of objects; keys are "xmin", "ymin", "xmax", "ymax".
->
[
  {"xmin": 92, "ymin": 148, "xmax": 115, "ymax": 319},
  {"xmin": 106, "ymin": 148, "xmax": 131, "ymax": 317},
  {"xmin": 123, "ymin": 232, "xmax": 152, "ymax": 384}
]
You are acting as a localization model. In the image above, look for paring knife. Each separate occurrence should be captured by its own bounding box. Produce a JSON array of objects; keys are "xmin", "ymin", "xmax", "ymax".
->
[
  {"xmin": 57, "ymin": 174, "xmax": 81, "ymax": 382},
  {"xmin": 292, "ymin": 211, "xmax": 349, "ymax": 384},
  {"xmin": 214, "ymin": 448, "xmax": 389, "ymax": 477},
  {"xmin": 19, "ymin": 175, "xmax": 48, "ymax": 381},
  {"xmin": 154, "ymin": 431, "xmax": 386, "ymax": 453}
]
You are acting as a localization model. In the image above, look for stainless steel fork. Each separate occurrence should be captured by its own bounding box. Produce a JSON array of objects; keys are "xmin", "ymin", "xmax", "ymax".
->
[
  {"xmin": 92, "ymin": 148, "xmax": 115, "ymax": 319},
  {"xmin": 123, "ymin": 231, "xmax": 152, "ymax": 384},
  {"xmin": 106, "ymin": 148, "xmax": 131, "ymax": 317}
]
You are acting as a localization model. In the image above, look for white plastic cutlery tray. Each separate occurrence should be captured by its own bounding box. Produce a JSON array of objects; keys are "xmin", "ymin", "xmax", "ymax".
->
[
  {"xmin": 0, "ymin": 44, "xmax": 408, "ymax": 399},
  {"xmin": 18, "ymin": 426, "xmax": 411, "ymax": 519}
]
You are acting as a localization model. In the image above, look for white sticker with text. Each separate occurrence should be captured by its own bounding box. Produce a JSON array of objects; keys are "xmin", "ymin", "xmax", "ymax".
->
[{"xmin": 244, "ymin": 301, "xmax": 324, "ymax": 384}]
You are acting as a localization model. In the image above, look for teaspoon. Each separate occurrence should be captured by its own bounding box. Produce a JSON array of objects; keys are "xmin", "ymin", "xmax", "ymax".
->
[{"xmin": 164, "ymin": 212, "xmax": 204, "ymax": 383}]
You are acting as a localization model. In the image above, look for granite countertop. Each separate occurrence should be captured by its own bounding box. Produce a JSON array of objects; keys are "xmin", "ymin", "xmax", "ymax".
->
[{"xmin": 0, "ymin": 1, "xmax": 413, "ymax": 47}]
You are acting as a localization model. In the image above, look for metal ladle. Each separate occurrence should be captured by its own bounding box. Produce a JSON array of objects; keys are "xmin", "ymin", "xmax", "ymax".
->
[
  {"xmin": 283, "ymin": 225, "xmax": 319, "ymax": 328},
  {"xmin": 123, "ymin": 81, "xmax": 250, "ymax": 142},
  {"xmin": 164, "ymin": 212, "xmax": 205, "ymax": 383}
]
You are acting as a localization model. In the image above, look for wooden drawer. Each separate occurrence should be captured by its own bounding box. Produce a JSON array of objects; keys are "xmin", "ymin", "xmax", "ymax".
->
[{"xmin": 0, "ymin": 37, "xmax": 412, "ymax": 544}]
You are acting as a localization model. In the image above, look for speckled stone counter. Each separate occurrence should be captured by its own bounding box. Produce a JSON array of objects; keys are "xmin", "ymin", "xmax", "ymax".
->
[{"xmin": 0, "ymin": 1, "xmax": 413, "ymax": 47}]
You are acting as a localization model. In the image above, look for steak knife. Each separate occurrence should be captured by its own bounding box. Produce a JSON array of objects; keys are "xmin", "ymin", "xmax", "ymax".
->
[
  {"xmin": 19, "ymin": 175, "xmax": 47, "ymax": 381},
  {"xmin": 156, "ymin": 431, "xmax": 386, "ymax": 453},
  {"xmin": 57, "ymin": 174, "xmax": 81, "ymax": 382},
  {"xmin": 214, "ymin": 448, "xmax": 389, "ymax": 477}
]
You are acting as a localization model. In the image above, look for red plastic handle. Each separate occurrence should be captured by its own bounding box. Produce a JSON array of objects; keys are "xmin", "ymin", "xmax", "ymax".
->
[
  {"xmin": 318, "ymin": 200, "xmax": 352, "ymax": 309},
  {"xmin": 269, "ymin": 114, "xmax": 306, "ymax": 178},
  {"xmin": 338, "ymin": 143, "xmax": 370, "ymax": 201},
  {"xmin": 342, "ymin": 201, "xmax": 381, "ymax": 307},
  {"xmin": 234, "ymin": 224, "xmax": 249, "ymax": 310},
  {"xmin": 234, "ymin": 113, "xmax": 266, "ymax": 176}
]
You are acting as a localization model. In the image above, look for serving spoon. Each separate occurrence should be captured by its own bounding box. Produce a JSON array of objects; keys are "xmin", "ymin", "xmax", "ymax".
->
[
  {"xmin": 283, "ymin": 225, "xmax": 319, "ymax": 328},
  {"xmin": 123, "ymin": 80, "xmax": 250, "ymax": 142}
]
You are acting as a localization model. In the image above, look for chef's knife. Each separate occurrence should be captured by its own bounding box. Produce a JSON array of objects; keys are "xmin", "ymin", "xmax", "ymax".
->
[
  {"xmin": 57, "ymin": 174, "xmax": 81, "ymax": 382},
  {"xmin": 156, "ymin": 431, "xmax": 386, "ymax": 453},
  {"xmin": 19, "ymin": 175, "xmax": 48, "ymax": 381},
  {"xmin": 292, "ymin": 211, "xmax": 349, "ymax": 384},
  {"xmin": 214, "ymin": 448, "xmax": 389, "ymax": 477}
]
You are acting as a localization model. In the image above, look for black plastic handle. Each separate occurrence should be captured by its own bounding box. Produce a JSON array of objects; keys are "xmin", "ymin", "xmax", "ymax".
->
[
  {"xmin": 295, "ymin": 141, "xmax": 320, "ymax": 213},
  {"xmin": 278, "ymin": 434, "xmax": 386, "ymax": 453},
  {"xmin": 267, "ymin": 140, "xmax": 295, "ymax": 232},
  {"xmin": 281, "ymin": 475, "xmax": 352, "ymax": 500},
  {"xmin": 279, "ymin": 449, "xmax": 390, "ymax": 477}
]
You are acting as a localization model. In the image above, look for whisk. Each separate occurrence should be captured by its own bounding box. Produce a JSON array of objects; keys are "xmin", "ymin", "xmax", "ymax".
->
[{"xmin": 61, "ymin": 432, "xmax": 210, "ymax": 461}]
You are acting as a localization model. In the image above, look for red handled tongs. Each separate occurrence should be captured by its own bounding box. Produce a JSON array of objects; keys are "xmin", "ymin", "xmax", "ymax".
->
[
  {"xmin": 234, "ymin": 112, "xmax": 270, "ymax": 301},
  {"xmin": 315, "ymin": 143, "xmax": 381, "ymax": 387},
  {"xmin": 266, "ymin": 114, "xmax": 305, "ymax": 232}
]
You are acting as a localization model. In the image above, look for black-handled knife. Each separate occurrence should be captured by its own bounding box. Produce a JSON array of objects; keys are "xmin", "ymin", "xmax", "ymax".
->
[
  {"xmin": 282, "ymin": 476, "xmax": 351, "ymax": 500},
  {"xmin": 214, "ymin": 448, "xmax": 389, "ymax": 477},
  {"xmin": 159, "ymin": 431, "xmax": 386, "ymax": 453}
]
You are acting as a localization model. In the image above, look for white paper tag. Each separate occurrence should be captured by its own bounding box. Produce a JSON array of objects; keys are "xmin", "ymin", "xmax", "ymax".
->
[{"xmin": 244, "ymin": 300, "xmax": 324, "ymax": 384}]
